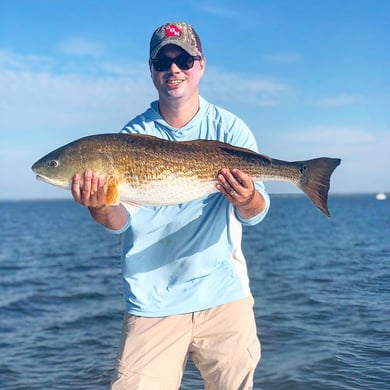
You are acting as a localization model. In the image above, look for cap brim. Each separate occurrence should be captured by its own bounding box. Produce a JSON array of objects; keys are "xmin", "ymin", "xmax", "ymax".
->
[{"xmin": 150, "ymin": 40, "xmax": 200, "ymax": 59}]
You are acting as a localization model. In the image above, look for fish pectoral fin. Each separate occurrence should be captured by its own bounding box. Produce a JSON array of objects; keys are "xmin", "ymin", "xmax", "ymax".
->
[
  {"xmin": 104, "ymin": 177, "xmax": 147, "ymax": 214},
  {"xmin": 105, "ymin": 177, "xmax": 120, "ymax": 205}
]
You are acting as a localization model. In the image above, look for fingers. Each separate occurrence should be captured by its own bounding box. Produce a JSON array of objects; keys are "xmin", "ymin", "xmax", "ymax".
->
[
  {"xmin": 217, "ymin": 169, "xmax": 236, "ymax": 197},
  {"xmin": 217, "ymin": 168, "xmax": 250, "ymax": 193},
  {"xmin": 217, "ymin": 168, "xmax": 255, "ymax": 205},
  {"xmin": 71, "ymin": 171, "xmax": 106, "ymax": 208}
]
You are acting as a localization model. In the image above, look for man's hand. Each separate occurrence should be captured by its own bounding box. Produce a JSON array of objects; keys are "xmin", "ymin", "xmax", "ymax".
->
[
  {"xmin": 71, "ymin": 170, "xmax": 128, "ymax": 230},
  {"xmin": 216, "ymin": 168, "xmax": 266, "ymax": 219},
  {"xmin": 71, "ymin": 170, "xmax": 106, "ymax": 209},
  {"xmin": 217, "ymin": 168, "xmax": 255, "ymax": 206}
]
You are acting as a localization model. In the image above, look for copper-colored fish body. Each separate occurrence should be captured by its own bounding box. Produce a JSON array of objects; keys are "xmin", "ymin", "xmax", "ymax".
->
[{"xmin": 32, "ymin": 133, "xmax": 341, "ymax": 216}]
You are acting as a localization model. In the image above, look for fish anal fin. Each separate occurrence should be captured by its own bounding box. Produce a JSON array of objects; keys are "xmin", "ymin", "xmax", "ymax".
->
[{"xmin": 120, "ymin": 200, "xmax": 144, "ymax": 214}]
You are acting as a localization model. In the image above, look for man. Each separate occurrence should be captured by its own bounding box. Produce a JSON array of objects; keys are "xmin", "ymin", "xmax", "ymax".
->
[{"xmin": 72, "ymin": 22, "xmax": 270, "ymax": 389}]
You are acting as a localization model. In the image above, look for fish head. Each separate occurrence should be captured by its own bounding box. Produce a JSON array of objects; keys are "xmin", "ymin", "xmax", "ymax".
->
[{"xmin": 31, "ymin": 136, "xmax": 114, "ymax": 189}]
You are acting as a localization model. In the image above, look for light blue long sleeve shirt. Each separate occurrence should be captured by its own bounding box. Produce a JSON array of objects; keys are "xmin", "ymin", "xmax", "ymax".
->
[{"xmin": 111, "ymin": 96, "xmax": 270, "ymax": 317}]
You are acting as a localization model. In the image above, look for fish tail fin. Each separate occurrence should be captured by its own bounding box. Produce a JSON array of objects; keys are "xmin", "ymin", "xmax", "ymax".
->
[{"xmin": 297, "ymin": 157, "xmax": 341, "ymax": 217}]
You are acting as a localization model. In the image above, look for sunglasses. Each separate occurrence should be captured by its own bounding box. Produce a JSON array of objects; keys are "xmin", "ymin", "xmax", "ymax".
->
[{"xmin": 151, "ymin": 53, "xmax": 202, "ymax": 72}]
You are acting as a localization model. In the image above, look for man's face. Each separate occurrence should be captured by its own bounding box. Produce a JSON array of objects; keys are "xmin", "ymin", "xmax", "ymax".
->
[{"xmin": 150, "ymin": 44, "xmax": 205, "ymax": 101}]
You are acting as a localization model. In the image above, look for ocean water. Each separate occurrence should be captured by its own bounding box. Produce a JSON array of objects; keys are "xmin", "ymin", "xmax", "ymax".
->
[{"xmin": 1, "ymin": 195, "xmax": 389, "ymax": 389}]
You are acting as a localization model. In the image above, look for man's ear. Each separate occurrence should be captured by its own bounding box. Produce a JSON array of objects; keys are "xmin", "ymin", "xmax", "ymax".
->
[{"xmin": 199, "ymin": 56, "xmax": 206, "ymax": 75}]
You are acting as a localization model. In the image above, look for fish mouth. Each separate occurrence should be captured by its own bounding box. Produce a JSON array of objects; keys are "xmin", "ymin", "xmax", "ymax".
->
[{"xmin": 35, "ymin": 174, "xmax": 70, "ymax": 189}]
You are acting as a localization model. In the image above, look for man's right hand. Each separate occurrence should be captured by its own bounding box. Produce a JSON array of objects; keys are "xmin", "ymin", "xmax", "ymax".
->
[
  {"xmin": 71, "ymin": 171, "xmax": 129, "ymax": 231},
  {"xmin": 71, "ymin": 170, "xmax": 106, "ymax": 209}
]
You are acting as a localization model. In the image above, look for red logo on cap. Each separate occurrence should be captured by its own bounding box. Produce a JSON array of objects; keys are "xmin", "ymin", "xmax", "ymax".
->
[{"xmin": 165, "ymin": 24, "xmax": 182, "ymax": 37}]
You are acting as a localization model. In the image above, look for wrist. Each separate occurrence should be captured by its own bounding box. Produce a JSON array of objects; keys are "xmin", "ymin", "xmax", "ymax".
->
[
  {"xmin": 240, "ymin": 185, "xmax": 256, "ymax": 207},
  {"xmin": 237, "ymin": 191, "xmax": 266, "ymax": 219},
  {"xmin": 89, "ymin": 204, "xmax": 107, "ymax": 210}
]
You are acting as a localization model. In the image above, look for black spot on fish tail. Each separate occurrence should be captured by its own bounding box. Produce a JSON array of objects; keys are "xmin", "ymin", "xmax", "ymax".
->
[
  {"xmin": 299, "ymin": 165, "xmax": 308, "ymax": 175},
  {"xmin": 296, "ymin": 157, "xmax": 341, "ymax": 217}
]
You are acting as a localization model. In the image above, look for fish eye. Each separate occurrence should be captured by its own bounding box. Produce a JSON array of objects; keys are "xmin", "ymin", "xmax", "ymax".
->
[{"xmin": 48, "ymin": 160, "xmax": 59, "ymax": 168}]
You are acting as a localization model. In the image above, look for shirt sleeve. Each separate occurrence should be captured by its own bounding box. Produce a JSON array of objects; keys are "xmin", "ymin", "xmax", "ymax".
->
[{"xmin": 104, "ymin": 212, "xmax": 132, "ymax": 235}]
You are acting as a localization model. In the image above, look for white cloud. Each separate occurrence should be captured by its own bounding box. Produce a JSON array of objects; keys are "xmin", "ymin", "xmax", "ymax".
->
[
  {"xmin": 199, "ymin": 4, "xmax": 238, "ymax": 18},
  {"xmin": 58, "ymin": 37, "xmax": 104, "ymax": 58},
  {"xmin": 283, "ymin": 125, "xmax": 377, "ymax": 155},
  {"xmin": 263, "ymin": 51, "xmax": 302, "ymax": 64},
  {"xmin": 203, "ymin": 68, "xmax": 291, "ymax": 106},
  {"xmin": 0, "ymin": 51, "xmax": 155, "ymax": 136},
  {"xmin": 0, "ymin": 50, "xmax": 53, "ymax": 71},
  {"xmin": 319, "ymin": 94, "xmax": 363, "ymax": 107}
]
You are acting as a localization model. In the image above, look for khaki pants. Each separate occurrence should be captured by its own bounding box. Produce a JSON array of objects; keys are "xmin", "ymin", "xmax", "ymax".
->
[{"xmin": 111, "ymin": 297, "xmax": 260, "ymax": 390}]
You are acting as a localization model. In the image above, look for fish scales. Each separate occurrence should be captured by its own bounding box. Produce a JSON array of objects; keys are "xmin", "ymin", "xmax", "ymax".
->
[
  {"xmin": 32, "ymin": 133, "xmax": 341, "ymax": 216},
  {"xmin": 114, "ymin": 137, "xmax": 289, "ymax": 183}
]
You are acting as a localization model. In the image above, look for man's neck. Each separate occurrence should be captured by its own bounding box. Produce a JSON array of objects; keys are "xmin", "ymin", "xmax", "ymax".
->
[{"xmin": 158, "ymin": 94, "xmax": 200, "ymax": 129}]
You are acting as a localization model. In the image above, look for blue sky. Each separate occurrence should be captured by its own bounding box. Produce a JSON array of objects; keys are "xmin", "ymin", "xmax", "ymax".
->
[{"xmin": 1, "ymin": 0, "xmax": 389, "ymax": 200}]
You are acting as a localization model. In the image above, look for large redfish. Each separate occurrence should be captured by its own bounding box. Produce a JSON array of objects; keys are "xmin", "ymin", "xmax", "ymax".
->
[{"xmin": 31, "ymin": 133, "xmax": 341, "ymax": 216}]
